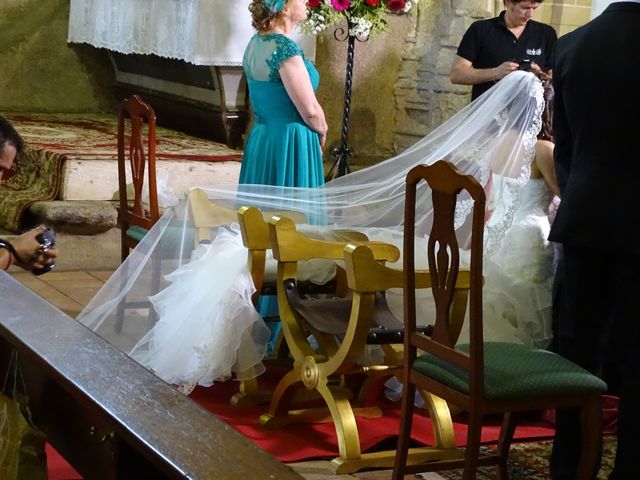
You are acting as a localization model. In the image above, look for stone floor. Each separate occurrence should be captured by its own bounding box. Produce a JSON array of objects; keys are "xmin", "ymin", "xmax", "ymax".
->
[{"xmin": 9, "ymin": 268, "xmax": 439, "ymax": 480}]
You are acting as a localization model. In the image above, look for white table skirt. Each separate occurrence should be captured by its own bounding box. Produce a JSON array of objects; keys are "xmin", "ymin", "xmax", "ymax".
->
[{"xmin": 68, "ymin": 0, "xmax": 315, "ymax": 66}]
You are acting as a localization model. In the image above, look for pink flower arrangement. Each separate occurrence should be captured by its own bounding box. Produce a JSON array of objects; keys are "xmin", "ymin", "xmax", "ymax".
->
[
  {"xmin": 331, "ymin": 0, "xmax": 352, "ymax": 10},
  {"xmin": 302, "ymin": 0, "xmax": 413, "ymax": 38}
]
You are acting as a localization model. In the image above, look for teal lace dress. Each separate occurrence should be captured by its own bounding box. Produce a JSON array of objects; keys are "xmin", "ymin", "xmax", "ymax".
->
[{"xmin": 239, "ymin": 33, "xmax": 324, "ymax": 187}]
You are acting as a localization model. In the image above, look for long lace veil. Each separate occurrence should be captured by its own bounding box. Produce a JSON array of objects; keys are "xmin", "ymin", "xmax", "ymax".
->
[{"xmin": 78, "ymin": 71, "xmax": 544, "ymax": 391}]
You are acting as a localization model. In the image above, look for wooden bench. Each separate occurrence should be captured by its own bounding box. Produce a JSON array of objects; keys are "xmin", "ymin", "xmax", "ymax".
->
[{"xmin": 0, "ymin": 273, "xmax": 303, "ymax": 480}]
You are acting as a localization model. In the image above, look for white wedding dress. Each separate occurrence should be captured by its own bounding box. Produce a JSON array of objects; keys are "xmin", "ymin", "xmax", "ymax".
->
[
  {"xmin": 475, "ymin": 176, "xmax": 555, "ymax": 347},
  {"xmin": 78, "ymin": 71, "xmax": 550, "ymax": 393}
]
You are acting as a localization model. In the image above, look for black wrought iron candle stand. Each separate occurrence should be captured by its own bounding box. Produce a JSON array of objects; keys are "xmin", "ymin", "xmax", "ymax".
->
[{"xmin": 326, "ymin": 22, "xmax": 366, "ymax": 181}]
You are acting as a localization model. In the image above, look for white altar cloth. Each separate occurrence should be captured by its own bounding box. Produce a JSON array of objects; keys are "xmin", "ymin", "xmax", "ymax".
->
[{"xmin": 68, "ymin": 0, "xmax": 315, "ymax": 66}]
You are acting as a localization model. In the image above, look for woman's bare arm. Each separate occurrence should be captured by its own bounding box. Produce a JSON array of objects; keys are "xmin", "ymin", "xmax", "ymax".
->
[
  {"xmin": 532, "ymin": 139, "xmax": 560, "ymax": 197},
  {"xmin": 279, "ymin": 56, "xmax": 327, "ymax": 147}
]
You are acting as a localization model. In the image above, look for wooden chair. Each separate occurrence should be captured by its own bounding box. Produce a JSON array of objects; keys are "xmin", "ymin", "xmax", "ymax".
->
[
  {"xmin": 188, "ymin": 187, "xmax": 237, "ymax": 243},
  {"xmin": 392, "ymin": 160, "xmax": 607, "ymax": 479},
  {"xmin": 233, "ymin": 206, "xmax": 366, "ymax": 407},
  {"xmin": 115, "ymin": 96, "xmax": 161, "ymax": 333},
  {"xmin": 260, "ymin": 215, "xmax": 470, "ymax": 473},
  {"xmin": 117, "ymin": 95, "xmax": 160, "ymax": 262}
]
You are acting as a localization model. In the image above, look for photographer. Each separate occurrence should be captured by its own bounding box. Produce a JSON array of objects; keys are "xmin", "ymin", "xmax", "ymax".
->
[
  {"xmin": 0, "ymin": 116, "xmax": 58, "ymax": 274},
  {"xmin": 449, "ymin": 0, "xmax": 557, "ymax": 101}
]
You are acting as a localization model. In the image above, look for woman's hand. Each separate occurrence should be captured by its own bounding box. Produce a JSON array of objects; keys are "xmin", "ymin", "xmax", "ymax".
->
[{"xmin": 319, "ymin": 130, "xmax": 327, "ymax": 149}]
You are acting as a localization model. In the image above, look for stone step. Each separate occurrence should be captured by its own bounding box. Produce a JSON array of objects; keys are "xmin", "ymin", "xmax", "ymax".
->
[
  {"xmin": 62, "ymin": 159, "xmax": 241, "ymax": 201},
  {"xmin": 28, "ymin": 200, "xmax": 117, "ymax": 235}
]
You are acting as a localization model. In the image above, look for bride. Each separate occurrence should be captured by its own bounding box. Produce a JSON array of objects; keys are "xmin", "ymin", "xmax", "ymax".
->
[{"xmin": 78, "ymin": 71, "xmax": 556, "ymax": 394}]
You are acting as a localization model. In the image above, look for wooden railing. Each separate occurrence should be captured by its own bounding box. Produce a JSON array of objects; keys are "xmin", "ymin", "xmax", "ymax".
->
[{"xmin": 0, "ymin": 273, "xmax": 303, "ymax": 480}]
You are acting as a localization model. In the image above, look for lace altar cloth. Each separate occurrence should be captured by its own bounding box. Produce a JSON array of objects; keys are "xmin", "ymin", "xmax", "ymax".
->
[{"xmin": 67, "ymin": 0, "xmax": 316, "ymax": 66}]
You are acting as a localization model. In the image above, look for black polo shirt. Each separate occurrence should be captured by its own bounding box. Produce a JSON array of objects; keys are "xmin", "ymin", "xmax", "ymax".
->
[{"xmin": 457, "ymin": 11, "xmax": 557, "ymax": 100}]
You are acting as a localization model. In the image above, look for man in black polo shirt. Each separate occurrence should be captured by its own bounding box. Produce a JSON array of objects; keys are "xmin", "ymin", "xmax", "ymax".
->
[{"xmin": 450, "ymin": 0, "xmax": 557, "ymax": 100}]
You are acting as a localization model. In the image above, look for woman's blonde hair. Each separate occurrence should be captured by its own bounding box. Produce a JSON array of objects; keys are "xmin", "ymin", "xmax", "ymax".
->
[{"xmin": 248, "ymin": 0, "xmax": 287, "ymax": 32}]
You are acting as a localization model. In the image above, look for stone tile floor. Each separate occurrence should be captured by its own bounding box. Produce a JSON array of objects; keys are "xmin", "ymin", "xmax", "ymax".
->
[{"xmin": 10, "ymin": 268, "xmax": 439, "ymax": 479}]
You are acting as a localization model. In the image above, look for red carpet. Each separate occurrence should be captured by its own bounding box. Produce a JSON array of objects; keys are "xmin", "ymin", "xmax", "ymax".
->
[
  {"xmin": 46, "ymin": 366, "xmax": 618, "ymax": 478},
  {"xmin": 187, "ymin": 372, "xmax": 556, "ymax": 463},
  {"xmin": 46, "ymin": 444, "xmax": 82, "ymax": 480},
  {"xmin": 45, "ymin": 371, "xmax": 554, "ymax": 479}
]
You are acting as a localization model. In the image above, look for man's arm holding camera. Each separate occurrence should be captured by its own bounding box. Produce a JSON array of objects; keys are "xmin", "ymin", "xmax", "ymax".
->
[
  {"xmin": 450, "ymin": 55, "xmax": 519, "ymax": 86},
  {"xmin": 0, "ymin": 225, "xmax": 58, "ymax": 273}
]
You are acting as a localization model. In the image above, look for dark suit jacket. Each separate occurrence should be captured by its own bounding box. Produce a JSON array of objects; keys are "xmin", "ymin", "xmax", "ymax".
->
[{"xmin": 549, "ymin": 2, "xmax": 640, "ymax": 253}]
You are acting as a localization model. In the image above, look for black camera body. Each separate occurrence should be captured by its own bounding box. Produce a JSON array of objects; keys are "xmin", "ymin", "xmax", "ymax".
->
[
  {"xmin": 33, "ymin": 226, "xmax": 56, "ymax": 276},
  {"xmin": 518, "ymin": 59, "xmax": 532, "ymax": 71},
  {"xmin": 35, "ymin": 226, "xmax": 56, "ymax": 250}
]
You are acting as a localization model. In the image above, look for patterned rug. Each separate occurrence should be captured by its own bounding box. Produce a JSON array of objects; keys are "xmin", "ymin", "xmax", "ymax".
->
[
  {"xmin": 434, "ymin": 436, "xmax": 616, "ymax": 480},
  {"xmin": 0, "ymin": 113, "xmax": 243, "ymax": 232},
  {"xmin": 4, "ymin": 113, "xmax": 243, "ymax": 162},
  {"xmin": 0, "ymin": 146, "xmax": 65, "ymax": 232}
]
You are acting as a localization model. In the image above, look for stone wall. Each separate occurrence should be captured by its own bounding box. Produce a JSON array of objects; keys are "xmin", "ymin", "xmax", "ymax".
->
[
  {"xmin": 392, "ymin": 0, "xmax": 592, "ymax": 151},
  {"xmin": 315, "ymin": 14, "xmax": 415, "ymax": 167},
  {"xmin": 0, "ymin": 0, "xmax": 115, "ymax": 113},
  {"xmin": 0, "ymin": 0, "xmax": 592, "ymax": 157}
]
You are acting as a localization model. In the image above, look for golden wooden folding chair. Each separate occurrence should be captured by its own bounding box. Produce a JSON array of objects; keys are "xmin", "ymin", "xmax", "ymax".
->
[
  {"xmin": 188, "ymin": 188, "xmax": 237, "ymax": 243},
  {"xmin": 260, "ymin": 215, "xmax": 471, "ymax": 473},
  {"xmin": 234, "ymin": 206, "xmax": 373, "ymax": 408}
]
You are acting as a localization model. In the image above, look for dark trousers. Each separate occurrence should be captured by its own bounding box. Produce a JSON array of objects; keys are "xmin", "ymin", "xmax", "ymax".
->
[{"xmin": 550, "ymin": 245, "xmax": 640, "ymax": 479}]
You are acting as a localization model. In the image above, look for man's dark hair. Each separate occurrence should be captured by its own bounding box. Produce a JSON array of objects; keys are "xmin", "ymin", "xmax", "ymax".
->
[{"xmin": 0, "ymin": 115, "xmax": 24, "ymax": 155}]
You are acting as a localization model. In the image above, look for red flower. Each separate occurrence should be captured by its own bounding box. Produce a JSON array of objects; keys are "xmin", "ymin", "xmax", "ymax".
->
[
  {"xmin": 331, "ymin": 0, "xmax": 351, "ymax": 10},
  {"xmin": 364, "ymin": 0, "xmax": 381, "ymax": 6},
  {"xmin": 307, "ymin": 0, "xmax": 321, "ymax": 6},
  {"xmin": 385, "ymin": 0, "xmax": 406, "ymax": 11}
]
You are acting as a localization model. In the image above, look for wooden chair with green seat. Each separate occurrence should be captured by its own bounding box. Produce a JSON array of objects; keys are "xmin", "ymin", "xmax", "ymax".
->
[
  {"xmin": 117, "ymin": 95, "xmax": 160, "ymax": 262},
  {"xmin": 115, "ymin": 95, "xmax": 161, "ymax": 333},
  {"xmin": 392, "ymin": 160, "xmax": 607, "ymax": 480},
  {"xmin": 260, "ymin": 215, "xmax": 470, "ymax": 473}
]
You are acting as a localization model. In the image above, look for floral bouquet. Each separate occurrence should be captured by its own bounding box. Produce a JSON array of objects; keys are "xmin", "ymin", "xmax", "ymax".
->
[{"xmin": 302, "ymin": 0, "xmax": 413, "ymax": 39}]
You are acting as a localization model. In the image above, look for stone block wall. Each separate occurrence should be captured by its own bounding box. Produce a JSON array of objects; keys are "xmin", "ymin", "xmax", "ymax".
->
[{"xmin": 392, "ymin": 0, "xmax": 592, "ymax": 151}]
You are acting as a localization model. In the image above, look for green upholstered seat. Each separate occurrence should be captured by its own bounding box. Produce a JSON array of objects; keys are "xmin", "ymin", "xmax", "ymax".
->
[
  {"xmin": 413, "ymin": 342, "xmax": 607, "ymax": 400},
  {"xmin": 126, "ymin": 225, "xmax": 148, "ymax": 243}
]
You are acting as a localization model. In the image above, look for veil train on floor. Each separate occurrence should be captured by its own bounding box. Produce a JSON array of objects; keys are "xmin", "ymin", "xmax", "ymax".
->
[{"xmin": 78, "ymin": 71, "xmax": 545, "ymax": 393}]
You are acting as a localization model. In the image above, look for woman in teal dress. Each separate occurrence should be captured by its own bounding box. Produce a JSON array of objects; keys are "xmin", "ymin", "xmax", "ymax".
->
[
  {"xmin": 240, "ymin": 0, "xmax": 327, "ymax": 188},
  {"xmin": 241, "ymin": 0, "xmax": 328, "ymax": 348}
]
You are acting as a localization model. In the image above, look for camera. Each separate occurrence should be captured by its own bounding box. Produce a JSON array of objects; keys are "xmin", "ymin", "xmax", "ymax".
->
[
  {"xmin": 32, "ymin": 226, "xmax": 56, "ymax": 276},
  {"xmin": 35, "ymin": 226, "xmax": 56, "ymax": 250},
  {"xmin": 518, "ymin": 59, "xmax": 532, "ymax": 71}
]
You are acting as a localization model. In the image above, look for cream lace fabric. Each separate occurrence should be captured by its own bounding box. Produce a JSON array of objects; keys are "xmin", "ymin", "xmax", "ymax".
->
[
  {"xmin": 67, "ymin": 0, "xmax": 315, "ymax": 65},
  {"xmin": 78, "ymin": 72, "xmax": 546, "ymax": 392}
]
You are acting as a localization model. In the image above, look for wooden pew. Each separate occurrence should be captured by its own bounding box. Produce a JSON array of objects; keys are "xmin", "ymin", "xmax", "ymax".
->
[{"xmin": 0, "ymin": 273, "xmax": 303, "ymax": 480}]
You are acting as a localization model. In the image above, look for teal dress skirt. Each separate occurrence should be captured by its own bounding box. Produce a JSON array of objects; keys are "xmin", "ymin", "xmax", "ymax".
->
[
  {"xmin": 239, "ymin": 33, "xmax": 324, "ymax": 188},
  {"xmin": 240, "ymin": 33, "xmax": 325, "ymax": 351}
]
